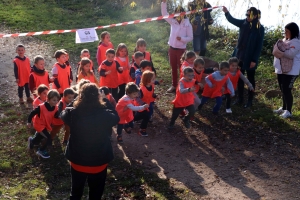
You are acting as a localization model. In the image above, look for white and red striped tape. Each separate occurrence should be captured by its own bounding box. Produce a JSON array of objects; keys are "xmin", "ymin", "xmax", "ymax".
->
[{"xmin": 0, "ymin": 6, "xmax": 223, "ymax": 38}]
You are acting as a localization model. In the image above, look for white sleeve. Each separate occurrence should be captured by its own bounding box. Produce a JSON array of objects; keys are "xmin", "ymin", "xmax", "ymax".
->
[
  {"xmin": 161, "ymin": 2, "xmax": 172, "ymax": 25},
  {"xmin": 52, "ymin": 66, "xmax": 58, "ymax": 75}
]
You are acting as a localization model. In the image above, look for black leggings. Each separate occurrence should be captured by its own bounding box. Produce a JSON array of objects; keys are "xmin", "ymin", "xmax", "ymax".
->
[
  {"xmin": 277, "ymin": 74, "xmax": 298, "ymax": 113},
  {"xmin": 18, "ymin": 83, "xmax": 30, "ymax": 98},
  {"xmin": 32, "ymin": 129, "xmax": 52, "ymax": 151},
  {"xmin": 170, "ymin": 104, "xmax": 195, "ymax": 125},
  {"xmin": 117, "ymin": 83, "xmax": 126, "ymax": 102},
  {"xmin": 109, "ymin": 87, "xmax": 118, "ymax": 102},
  {"xmin": 237, "ymin": 61, "xmax": 255, "ymax": 101}
]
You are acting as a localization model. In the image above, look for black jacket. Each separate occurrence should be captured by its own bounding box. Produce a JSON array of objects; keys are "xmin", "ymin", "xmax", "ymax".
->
[{"xmin": 61, "ymin": 99, "xmax": 119, "ymax": 166}]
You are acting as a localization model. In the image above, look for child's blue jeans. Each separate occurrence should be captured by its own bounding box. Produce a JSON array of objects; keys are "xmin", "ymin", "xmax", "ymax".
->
[{"xmin": 199, "ymin": 96, "xmax": 223, "ymax": 114}]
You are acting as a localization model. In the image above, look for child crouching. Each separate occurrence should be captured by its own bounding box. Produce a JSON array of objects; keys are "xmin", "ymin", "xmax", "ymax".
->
[
  {"xmin": 27, "ymin": 89, "xmax": 60, "ymax": 158},
  {"xmin": 115, "ymin": 83, "xmax": 149, "ymax": 143}
]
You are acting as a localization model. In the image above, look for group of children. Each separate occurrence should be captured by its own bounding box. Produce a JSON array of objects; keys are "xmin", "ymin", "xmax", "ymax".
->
[{"xmin": 12, "ymin": 31, "xmax": 254, "ymax": 158}]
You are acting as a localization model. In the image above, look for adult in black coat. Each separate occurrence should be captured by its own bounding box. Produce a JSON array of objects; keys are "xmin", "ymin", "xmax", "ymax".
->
[{"xmin": 61, "ymin": 83, "xmax": 119, "ymax": 200}]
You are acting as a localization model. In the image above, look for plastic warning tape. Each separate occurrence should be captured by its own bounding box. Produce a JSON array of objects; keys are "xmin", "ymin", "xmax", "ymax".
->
[{"xmin": 0, "ymin": 6, "xmax": 223, "ymax": 38}]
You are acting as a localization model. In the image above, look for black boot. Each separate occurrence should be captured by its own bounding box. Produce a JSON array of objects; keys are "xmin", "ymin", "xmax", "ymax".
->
[{"xmin": 244, "ymin": 90, "xmax": 254, "ymax": 108}]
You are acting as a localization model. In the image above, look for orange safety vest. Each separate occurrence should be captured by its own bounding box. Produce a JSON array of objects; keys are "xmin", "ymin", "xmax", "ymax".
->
[
  {"xmin": 52, "ymin": 63, "xmax": 71, "ymax": 93},
  {"xmin": 33, "ymin": 97, "xmax": 45, "ymax": 109},
  {"xmin": 202, "ymin": 74, "xmax": 229, "ymax": 98},
  {"xmin": 180, "ymin": 61, "xmax": 193, "ymax": 78},
  {"xmin": 52, "ymin": 99, "xmax": 67, "ymax": 126},
  {"xmin": 97, "ymin": 42, "xmax": 113, "ymax": 66},
  {"xmin": 99, "ymin": 61, "xmax": 119, "ymax": 88},
  {"xmin": 132, "ymin": 51, "xmax": 151, "ymax": 63},
  {"xmin": 140, "ymin": 85, "xmax": 155, "ymax": 105},
  {"xmin": 115, "ymin": 56, "xmax": 130, "ymax": 85},
  {"xmin": 116, "ymin": 96, "xmax": 134, "ymax": 124},
  {"xmin": 194, "ymin": 69, "xmax": 204, "ymax": 93},
  {"xmin": 14, "ymin": 57, "xmax": 31, "ymax": 86},
  {"xmin": 33, "ymin": 103, "xmax": 58, "ymax": 132},
  {"xmin": 224, "ymin": 70, "xmax": 241, "ymax": 94},
  {"xmin": 172, "ymin": 78, "xmax": 196, "ymax": 108},
  {"xmin": 77, "ymin": 72, "xmax": 99, "ymax": 86},
  {"xmin": 31, "ymin": 71, "xmax": 50, "ymax": 89}
]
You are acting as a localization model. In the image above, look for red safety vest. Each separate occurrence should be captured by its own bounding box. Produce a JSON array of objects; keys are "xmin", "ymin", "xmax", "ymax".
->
[
  {"xmin": 33, "ymin": 97, "xmax": 45, "ymax": 109},
  {"xmin": 97, "ymin": 42, "xmax": 113, "ymax": 65},
  {"xmin": 52, "ymin": 63, "xmax": 71, "ymax": 93},
  {"xmin": 116, "ymin": 96, "xmax": 134, "ymax": 124},
  {"xmin": 31, "ymin": 71, "xmax": 50, "ymax": 89},
  {"xmin": 99, "ymin": 60, "xmax": 119, "ymax": 88},
  {"xmin": 172, "ymin": 78, "xmax": 196, "ymax": 108},
  {"xmin": 52, "ymin": 99, "xmax": 67, "ymax": 126},
  {"xmin": 115, "ymin": 56, "xmax": 130, "ymax": 85},
  {"xmin": 33, "ymin": 103, "xmax": 58, "ymax": 132},
  {"xmin": 202, "ymin": 74, "xmax": 229, "ymax": 98},
  {"xmin": 14, "ymin": 57, "xmax": 31, "ymax": 86},
  {"xmin": 224, "ymin": 70, "xmax": 241, "ymax": 94},
  {"xmin": 140, "ymin": 85, "xmax": 155, "ymax": 105},
  {"xmin": 194, "ymin": 69, "xmax": 204, "ymax": 93}
]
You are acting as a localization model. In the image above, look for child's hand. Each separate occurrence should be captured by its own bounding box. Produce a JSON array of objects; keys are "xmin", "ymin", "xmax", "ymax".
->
[
  {"xmin": 210, "ymin": 84, "xmax": 216, "ymax": 88},
  {"xmin": 198, "ymin": 83, "xmax": 204, "ymax": 88},
  {"xmin": 16, "ymin": 79, "xmax": 19, "ymax": 84},
  {"xmin": 143, "ymin": 104, "xmax": 149, "ymax": 109},
  {"xmin": 99, "ymin": 90, "xmax": 106, "ymax": 100},
  {"xmin": 213, "ymin": 67, "xmax": 218, "ymax": 71},
  {"xmin": 119, "ymin": 67, "xmax": 123, "ymax": 71},
  {"xmin": 58, "ymin": 88, "xmax": 63, "ymax": 94},
  {"xmin": 105, "ymin": 70, "xmax": 112, "ymax": 75},
  {"xmin": 221, "ymin": 87, "xmax": 225, "ymax": 93},
  {"xmin": 190, "ymin": 87, "xmax": 196, "ymax": 92},
  {"xmin": 27, "ymin": 123, "xmax": 31, "ymax": 128},
  {"xmin": 49, "ymin": 77, "xmax": 55, "ymax": 82}
]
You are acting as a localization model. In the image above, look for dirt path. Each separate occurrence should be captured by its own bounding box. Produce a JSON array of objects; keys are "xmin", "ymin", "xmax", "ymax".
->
[{"xmin": 1, "ymin": 28, "xmax": 299, "ymax": 199}]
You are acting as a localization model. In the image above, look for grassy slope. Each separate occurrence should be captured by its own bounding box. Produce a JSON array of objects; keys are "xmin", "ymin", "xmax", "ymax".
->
[{"xmin": 0, "ymin": 0, "xmax": 300, "ymax": 199}]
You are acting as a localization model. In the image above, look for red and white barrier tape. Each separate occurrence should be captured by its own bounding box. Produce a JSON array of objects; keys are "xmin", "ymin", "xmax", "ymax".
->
[{"xmin": 0, "ymin": 6, "xmax": 223, "ymax": 38}]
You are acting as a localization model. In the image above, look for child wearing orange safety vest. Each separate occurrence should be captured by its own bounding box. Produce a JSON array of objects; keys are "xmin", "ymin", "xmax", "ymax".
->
[
  {"xmin": 99, "ymin": 49, "xmax": 123, "ymax": 101},
  {"xmin": 76, "ymin": 49, "xmax": 94, "ymax": 81},
  {"xmin": 193, "ymin": 57, "xmax": 217, "ymax": 94},
  {"xmin": 198, "ymin": 62, "xmax": 235, "ymax": 114},
  {"xmin": 115, "ymin": 43, "xmax": 131, "ymax": 101},
  {"xmin": 77, "ymin": 57, "xmax": 99, "ymax": 86},
  {"xmin": 99, "ymin": 86, "xmax": 116, "ymax": 108},
  {"xmin": 50, "ymin": 88, "xmax": 75, "ymax": 145},
  {"xmin": 224, "ymin": 57, "xmax": 253, "ymax": 113},
  {"xmin": 179, "ymin": 51, "xmax": 197, "ymax": 78},
  {"xmin": 96, "ymin": 31, "xmax": 114, "ymax": 66},
  {"xmin": 132, "ymin": 38, "xmax": 153, "ymax": 64},
  {"xmin": 116, "ymin": 82, "xmax": 150, "ymax": 143},
  {"xmin": 27, "ymin": 90, "xmax": 60, "ymax": 159},
  {"xmin": 32, "ymin": 84, "xmax": 49, "ymax": 109},
  {"xmin": 130, "ymin": 51, "xmax": 145, "ymax": 82},
  {"xmin": 29, "ymin": 56, "xmax": 52, "ymax": 98},
  {"xmin": 138, "ymin": 70, "xmax": 159, "ymax": 122},
  {"xmin": 13, "ymin": 44, "xmax": 33, "ymax": 104},
  {"xmin": 169, "ymin": 67, "xmax": 202, "ymax": 129},
  {"xmin": 52, "ymin": 50, "xmax": 73, "ymax": 96}
]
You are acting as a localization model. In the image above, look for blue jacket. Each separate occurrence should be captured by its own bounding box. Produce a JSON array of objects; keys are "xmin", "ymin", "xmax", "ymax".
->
[{"xmin": 225, "ymin": 12, "xmax": 265, "ymax": 70}]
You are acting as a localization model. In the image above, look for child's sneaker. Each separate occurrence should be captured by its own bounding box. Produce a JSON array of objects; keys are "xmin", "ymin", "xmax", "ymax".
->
[
  {"xmin": 117, "ymin": 135, "xmax": 123, "ymax": 143},
  {"xmin": 280, "ymin": 110, "xmax": 292, "ymax": 119},
  {"xmin": 273, "ymin": 107, "xmax": 283, "ymax": 114},
  {"xmin": 226, "ymin": 108, "xmax": 232, "ymax": 113},
  {"xmin": 138, "ymin": 129, "xmax": 148, "ymax": 137},
  {"xmin": 19, "ymin": 98, "xmax": 24, "ymax": 104},
  {"xmin": 36, "ymin": 149, "xmax": 50, "ymax": 159},
  {"xmin": 183, "ymin": 120, "xmax": 191, "ymax": 129},
  {"xmin": 26, "ymin": 97, "xmax": 33, "ymax": 103},
  {"xmin": 123, "ymin": 127, "xmax": 132, "ymax": 134},
  {"xmin": 27, "ymin": 137, "xmax": 33, "ymax": 150}
]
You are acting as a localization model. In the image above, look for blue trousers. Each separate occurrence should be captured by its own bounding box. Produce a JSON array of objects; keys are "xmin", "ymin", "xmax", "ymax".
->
[{"xmin": 198, "ymin": 96, "xmax": 223, "ymax": 114}]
